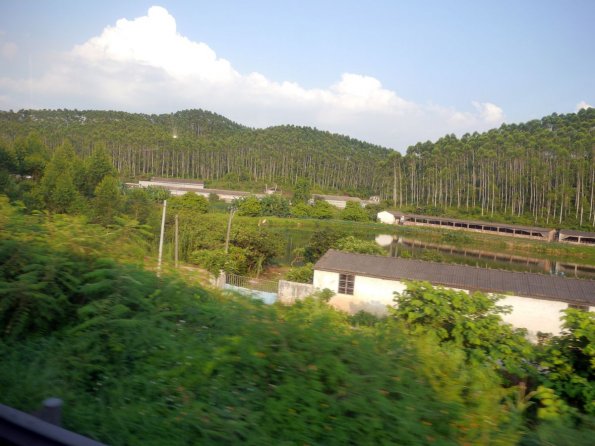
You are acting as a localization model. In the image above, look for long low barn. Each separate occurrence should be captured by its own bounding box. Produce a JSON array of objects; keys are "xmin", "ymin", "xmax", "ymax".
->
[
  {"xmin": 139, "ymin": 177, "xmax": 205, "ymax": 190},
  {"xmin": 132, "ymin": 179, "xmax": 264, "ymax": 202},
  {"xmin": 559, "ymin": 229, "xmax": 595, "ymax": 245},
  {"xmin": 313, "ymin": 250, "xmax": 595, "ymax": 341},
  {"xmin": 377, "ymin": 211, "xmax": 556, "ymax": 241}
]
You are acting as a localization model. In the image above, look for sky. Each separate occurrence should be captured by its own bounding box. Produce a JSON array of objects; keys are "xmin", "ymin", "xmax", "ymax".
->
[{"xmin": 0, "ymin": 0, "xmax": 593, "ymax": 151}]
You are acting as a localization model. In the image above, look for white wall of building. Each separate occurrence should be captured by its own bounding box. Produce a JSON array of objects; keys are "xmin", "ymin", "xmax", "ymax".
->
[
  {"xmin": 139, "ymin": 180, "xmax": 204, "ymax": 190},
  {"xmin": 312, "ymin": 269, "xmax": 587, "ymax": 339},
  {"xmin": 499, "ymin": 295, "xmax": 567, "ymax": 341},
  {"xmin": 377, "ymin": 211, "xmax": 396, "ymax": 225},
  {"xmin": 313, "ymin": 270, "xmax": 405, "ymax": 315}
]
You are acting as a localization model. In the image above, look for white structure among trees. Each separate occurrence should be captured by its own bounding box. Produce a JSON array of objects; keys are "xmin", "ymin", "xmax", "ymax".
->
[{"xmin": 313, "ymin": 250, "xmax": 595, "ymax": 341}]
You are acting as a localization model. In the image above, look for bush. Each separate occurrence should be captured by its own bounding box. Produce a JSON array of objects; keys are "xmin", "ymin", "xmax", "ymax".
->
[{"xmin": 285, "ymin": 263, "xmax": 313, "ymax": 283}]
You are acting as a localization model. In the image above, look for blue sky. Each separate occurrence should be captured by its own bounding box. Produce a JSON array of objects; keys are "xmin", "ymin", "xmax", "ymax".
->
[{"xmin": 0, "ymin": 0, "xmax": 593, "ymax": 151}]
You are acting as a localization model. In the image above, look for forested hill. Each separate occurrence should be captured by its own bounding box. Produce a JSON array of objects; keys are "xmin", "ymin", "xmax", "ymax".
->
[
  {"xmin": 0, "ymin": 108, "xmax": 391, "ymax": 196},
  {"xmin": 0, "ymin": 107, "xmax": 594, "ymax": 228}
]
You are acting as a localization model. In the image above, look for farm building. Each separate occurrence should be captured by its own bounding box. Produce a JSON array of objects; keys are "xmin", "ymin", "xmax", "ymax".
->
[
  {"xmin": 133, "ymin": 178, "xmax": 264, "ymax": 202},
  {"xmin": 313, "ymin": 194, "xmax": 379, "ymax": 209},
  {"xmin": 377, "ymin": 211, "xmax": 556, "ymax": 242},
  {"xmin": 558, "ymin": 229, "xmax": 595, "ymax": 245},
  {"xmin": 312, "ymin": 250, "xmax": 595, "ymax": 341}
]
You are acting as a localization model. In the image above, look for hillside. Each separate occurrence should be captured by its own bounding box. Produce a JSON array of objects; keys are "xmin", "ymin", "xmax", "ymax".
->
[{"xmin": 0, "ymin": 107, "xmax": 594, "ymax": 228}]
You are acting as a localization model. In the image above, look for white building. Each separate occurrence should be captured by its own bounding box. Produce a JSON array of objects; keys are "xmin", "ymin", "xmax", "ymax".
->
[
  {"xmin": 138, "ymin": 177, "xmax": 204, "ymax": 191},
  {"xmin": 134, "ymin": 177, "xmax": 264, "ymax": 202},
  {"xmin": 377, "ymin": 210, "xmax": 406, "ymax": 224},
  {"xmin": 313, "ymin": 250, "xmax": 595, "ymax": 341},
  {"xmin": 313, "ymin": 194, "xmax": 379, "ymax": 209}
]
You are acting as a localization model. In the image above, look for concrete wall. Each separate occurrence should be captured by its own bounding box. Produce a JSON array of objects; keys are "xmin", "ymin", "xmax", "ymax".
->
[
  {"xmin": 277, "ymin": 280, "xmax": 316, "ymax": 304},
  {"xmin": 312, "ymin": 269, "xmax": 588, "ymax": 339}
]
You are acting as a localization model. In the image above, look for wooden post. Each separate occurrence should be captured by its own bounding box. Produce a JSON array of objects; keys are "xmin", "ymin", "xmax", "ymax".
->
[
  {"xmin": 175, "ymin": 214, "xmax": 179, "ymax": 269},
  {"xmin": 225, "ymin": 207, "xmax": 236, "ymax": 254},
  {"xmin": 158, "ymin": 200, "xmax": 167, "ymax": 276}
]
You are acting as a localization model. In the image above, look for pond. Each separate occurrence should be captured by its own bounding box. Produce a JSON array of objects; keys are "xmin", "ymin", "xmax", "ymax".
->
[{"xmin": 270, "ymin": 226, "xmax": 595, "ymax": 280}]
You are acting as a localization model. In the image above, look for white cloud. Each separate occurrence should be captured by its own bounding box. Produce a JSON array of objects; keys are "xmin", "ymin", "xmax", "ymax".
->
[
  {"xmin": 0, "ymin": 6, "xmax": 505, "ymax": 150},
  {"xmin": 472, "ymin": 101, "xmax": 504, "ymax": 123},
  {"xmin": 576, "ymin": 101, "xmax": 592, "ymax": 111}
]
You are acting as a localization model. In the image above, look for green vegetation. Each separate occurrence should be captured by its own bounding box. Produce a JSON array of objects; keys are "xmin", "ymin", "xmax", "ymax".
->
[
  {"xmin": 1, "ymin": 199, "xmax": 594, "ymax": 444},
  {"xmin": 0, "ymin": 106, "xmax": 594, "ymax": 443},
  {"xmin": 1, "ymin": 108, "xmax": 594, "ymax": 228}
]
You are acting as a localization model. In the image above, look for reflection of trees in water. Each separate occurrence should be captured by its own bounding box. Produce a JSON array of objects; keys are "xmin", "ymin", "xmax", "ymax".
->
[{"xmin": 378, "ymin": 235, "xmax": 595, "ymax": 280}]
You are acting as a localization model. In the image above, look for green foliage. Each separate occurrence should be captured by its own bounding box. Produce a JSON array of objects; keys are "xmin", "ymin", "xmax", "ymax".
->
[
  {"xmin": 365, "ymin": 202, "xmax": 385, "ymax": 220},
  {"xmin": 310, "ymin": 199, "xmax": 335, "ymax": 219},
  {"xmin": 84, "ymin": 145, "xmax": 116, "ymax": 197},
  {"xmin": 1, "ymin": 109, "xmax": 595, "ymax": 229},
  {"xmin": 303, "ymin": 227, "xmax": 346, "ymax": 263},
  {"xmin": 290, "ymin": 201, "xmax": 311, "ymax": 217},
  {"xmin": 340, "ymin": 201, "xmax": 370, "ymax": 221},
  {"xmin": 191, "ymin": 247, "xmax": 248, "ymax": 275},
  {"xmin": 13, "ymin": 132, "xmax": 49, "ymax": 179},
  {"xmin": 0, "ymin": 240, "xmax": 82, "ymax": 339},
  {"xmin": 292, "ymin": 177, "xmax": 311, "ymax": 204},
  {"xmin": 334, "ymin": 235, "xmax": 385, "ymax": 255},
  {"xmin": 441, "ymin": 231, "xmax": 472, "ymax": 244},
  {"xmin": 145, "ymin": 185, "xmax": 171, "ymax": 202},
  {"xmin": 0, "ymin": 139, "xmax": 17, "ymax": 172},
  {"xmin": 1, "ymin": 208, "xmax": 594, "ymax": 444},
  {"xmin": 538, "ymin": 309, "xmax": 595, "ymax": 415},
  {"xmin": 285, "ymin": 263, "xmax": 313, "ymax": 283},
  {"xmin": 259, "ymin": 194, "xmax": 290, "ymax": 217},
  {"xmin": 230, "ymin": 225, "xmax": 282, "ymax": 274},
  {"xmin": 124, "ymin": 188, "xmax": 153, "ymax": 223},
  {"xmin": 392, "ymin": 281, "xmax": 535, "ymax": 376},
  {"xmin": 168, "ymin": 192, "xmax": 209, "ymax": 214},
  {"xmin": 92, "ymin": 175, "xmax": 123, "ymax": 225},
  {"xmin": 235, "ymin": 195, "xmax": 262, "ymax": 217},
  {"xmin": 39, "ymin": 141, "xmax": 83, "ymax": 213}
]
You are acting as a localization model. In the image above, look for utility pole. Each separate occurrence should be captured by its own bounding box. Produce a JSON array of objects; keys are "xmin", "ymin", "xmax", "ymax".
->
[
  {"xmin": 157, "ymin": 200, "xmax": 167, "ymax": 276},
  {"xmin": 174, "ymin": 213, "xmax": 179, "ymax": 269},
  {"xmin": 224, "ymin": 206, "xmax": 236, "ymax": 254}
]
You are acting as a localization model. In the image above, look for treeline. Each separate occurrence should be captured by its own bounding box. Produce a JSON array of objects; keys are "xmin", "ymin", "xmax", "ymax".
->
[
  {"xmin": 0, "ymin": 107, "xmax": 594, "ymax": 227},
  {"xmin": 395, "ymin": 110, "xmax": 595, "ymax": 227}
]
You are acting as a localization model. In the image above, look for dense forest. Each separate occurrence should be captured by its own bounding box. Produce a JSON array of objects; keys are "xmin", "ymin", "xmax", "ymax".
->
[{"xmin": 0, "ymin": 107, "xmax": 594, "ymax": 228}]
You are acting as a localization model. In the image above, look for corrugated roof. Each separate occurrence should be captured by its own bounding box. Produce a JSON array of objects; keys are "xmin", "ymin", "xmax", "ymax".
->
[
  {"xmin": 313, "ymin": 194, "xmax": 362, "ymax": 202},
  {"xmin": 314, "ymin": 250, "xmax": 595, "ymax": 305},
  {"xmin": 403, "ymin": 213, "xmax": 553, "ymax": 234},
  {"xmin": 200, "ymin": 188, "xmax": 264, "ymax": 197},
  {"xmin": 559, "ymin": 229, "xmax": 595, "ymax": 238},
  {"xmin": 150, "ymin": 177, "xmax": 204, "ymax": 184}
]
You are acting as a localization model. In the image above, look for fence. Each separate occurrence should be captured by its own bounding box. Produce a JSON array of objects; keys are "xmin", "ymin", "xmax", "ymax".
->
[
  {"xmin": 224, "ymin": 272, "xmax": 279, "ymax": 304},
  {"xmin": 225, "ymin": 273, "xmax": 279, "ymax": 293}
]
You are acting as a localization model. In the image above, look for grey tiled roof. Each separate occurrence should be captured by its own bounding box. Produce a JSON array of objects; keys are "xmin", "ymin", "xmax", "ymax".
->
[{"xmin": 314, "ymin": 250, "xmax": 595, "ymax": 305}]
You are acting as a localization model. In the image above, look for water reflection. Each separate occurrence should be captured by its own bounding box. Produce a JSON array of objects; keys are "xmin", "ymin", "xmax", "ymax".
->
[{"xmin": 376, "ymin": 234, "xmax": 595, "ymax": 280}]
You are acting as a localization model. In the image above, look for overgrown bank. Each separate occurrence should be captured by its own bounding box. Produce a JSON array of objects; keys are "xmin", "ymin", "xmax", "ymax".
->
[{"xmin": 1, "ymin": 204, "xmax": 594, "ymax": 445}]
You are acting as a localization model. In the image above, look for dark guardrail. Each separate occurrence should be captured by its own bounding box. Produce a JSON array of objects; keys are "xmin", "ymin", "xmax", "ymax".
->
[{"xmin": 0, "ymin": 398, "xmax": 107, "ymax": 446}]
